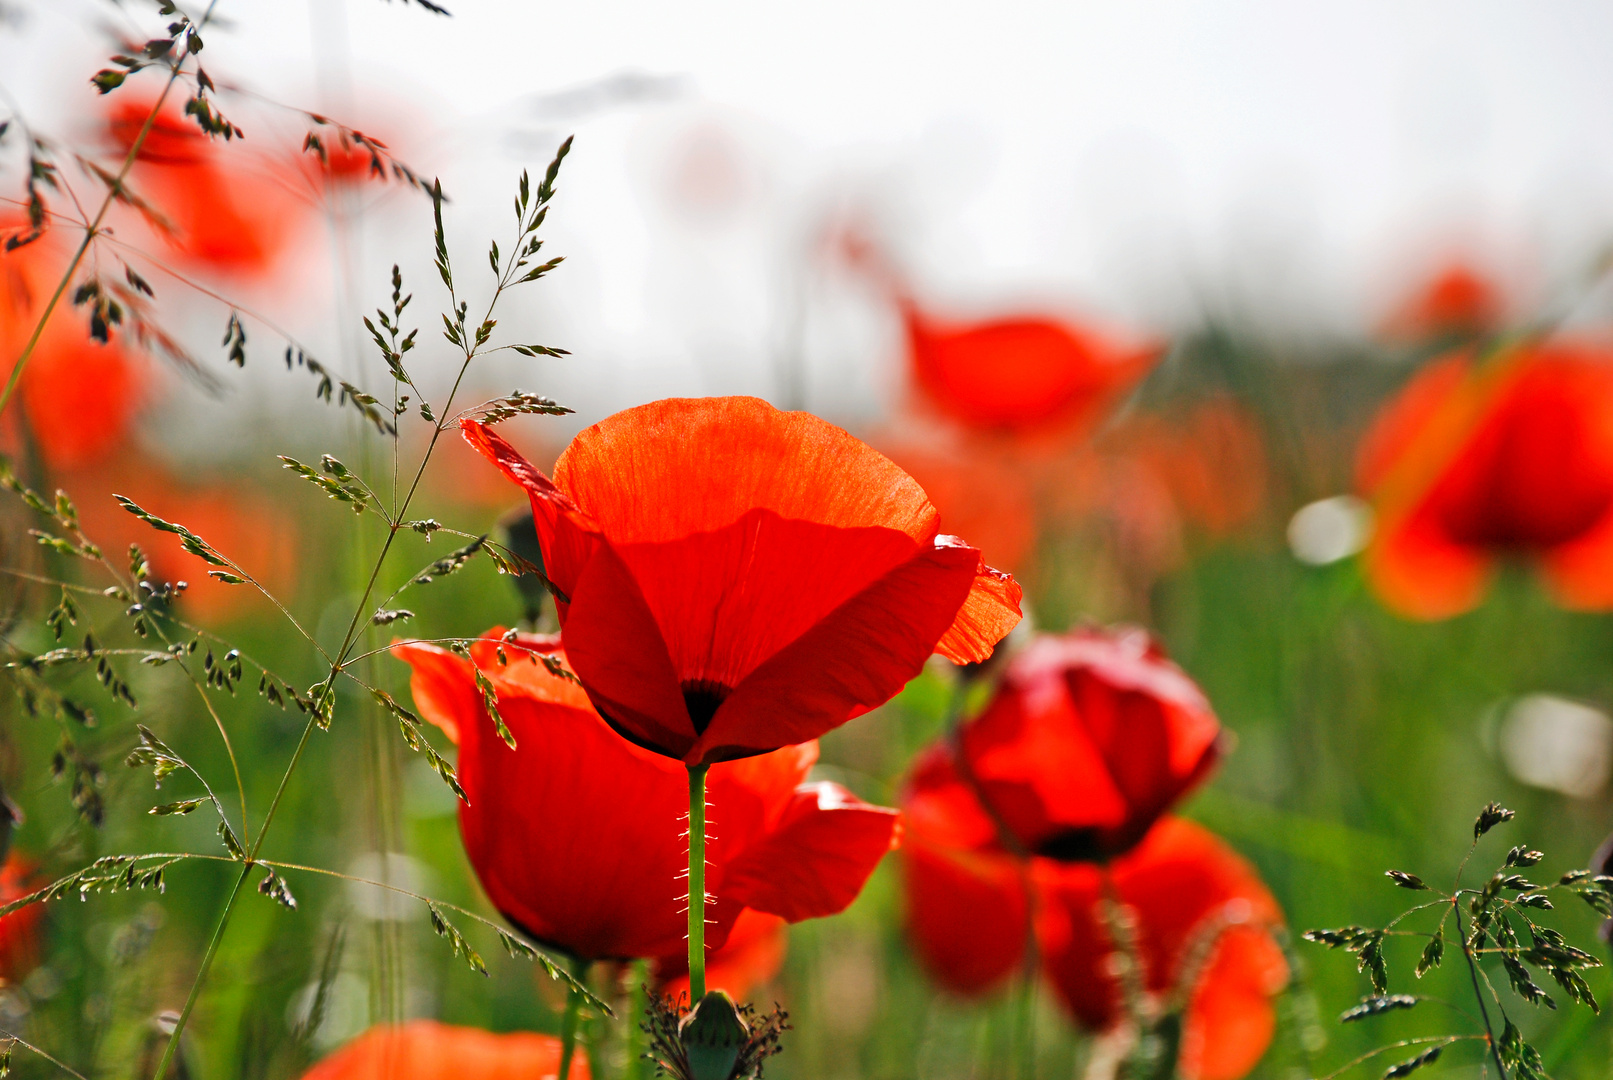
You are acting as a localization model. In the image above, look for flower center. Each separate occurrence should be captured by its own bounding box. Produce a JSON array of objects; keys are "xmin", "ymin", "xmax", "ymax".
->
[
  {"xmin": 1034, "ymin": 827, "xmax": 1108, "ymax": 863},
  {"xmin": 681, "ymin": 680, "xmax": 733, "ymax": 735}
]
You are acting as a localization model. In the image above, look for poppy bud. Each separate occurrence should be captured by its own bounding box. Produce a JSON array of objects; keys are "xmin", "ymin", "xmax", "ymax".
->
[
  {"xmin": 679, "ymin": 991, "xmax": 748, "ymax": 1080},
  {"xmin": 646, "ymin": 990, "xmax": 789, "ymax": 1080}
]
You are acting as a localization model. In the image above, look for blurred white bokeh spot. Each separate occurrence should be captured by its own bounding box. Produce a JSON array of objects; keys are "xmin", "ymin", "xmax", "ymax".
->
[
  {"xmin": 1499, "ymin": 694, "xmax": 1613, "ymax": 799},
  {"xmin": 1287, "ymin": 495, "xmax": 1374, "ymax": 566}
]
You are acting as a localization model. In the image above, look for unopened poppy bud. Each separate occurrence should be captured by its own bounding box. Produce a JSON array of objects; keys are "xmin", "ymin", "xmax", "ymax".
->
[{"xmin": 678, "ymin": 991, "xmax": 748, "ymax": 1080}]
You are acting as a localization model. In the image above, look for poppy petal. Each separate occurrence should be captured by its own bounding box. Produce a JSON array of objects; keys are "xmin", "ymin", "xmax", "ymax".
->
[
  {"xmin": 610, "ymin": 512, "xmax": 931, "ymax": 697},
  {"xmin": 1362, "ymin": 508, "xmax": 1492, "ymax": 620},
  {"xmin": 459, "ymin": 419, "xmax": 601, "ymax": 606},
  {"xmin": 552, "ymin": 396, "xmax": 941, "ymax": 543},
  {"xmin": 935, "ymin": 550, "xmax": 1024, "ymax": 664},
  {"xmin": 691, "ymin": 538, "xmax": 982, "ymax": 763},
  {"xmin": 902, "ymin": 838, "xmax": 1029, "ymax": 995},
  {"xmin": 1178, "ymin": 926, "xmax": 1290, "ymax": 1080},
  {"xmin": 561, "ymin": 542, "xmax": 699, "ymax": 758},
  {"xmin": 1541, "ymin": 510, "xmax": 1613, "ymax": 609},
  {"xmin": 388, "ymin": 640, "xmax": 476, "ymax": 745},
  {"xmin": 720, "ymin": 782, "xmax": 899, "ymax": 922},
  {"xmin": 301, "ymin": 1020, "xmax": 583, "ymax": 1080},
  {"xmin": 1039, "ymin": 818, "xmax": 1286, "ymax": 1071}
]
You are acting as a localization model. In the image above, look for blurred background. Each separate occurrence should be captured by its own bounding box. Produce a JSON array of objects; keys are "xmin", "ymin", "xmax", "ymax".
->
[{"xmin": 4, "ymin": 1, "xmax": 1613, "ymax": 1077}]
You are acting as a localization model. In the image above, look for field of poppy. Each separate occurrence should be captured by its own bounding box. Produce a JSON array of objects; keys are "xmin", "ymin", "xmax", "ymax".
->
[{"xmin": 3, "ymin": 4, "xmax": 1613, "ymax": 1080}]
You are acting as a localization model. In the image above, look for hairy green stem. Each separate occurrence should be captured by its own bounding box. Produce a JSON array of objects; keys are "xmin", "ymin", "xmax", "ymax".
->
[
  {"xmin": 557, "ymin": 956, "xmax": 590, "ymax": 1080},
  {"xmin": 687, "ymin": 764, "xmax": 710, "ymax": 1002}
]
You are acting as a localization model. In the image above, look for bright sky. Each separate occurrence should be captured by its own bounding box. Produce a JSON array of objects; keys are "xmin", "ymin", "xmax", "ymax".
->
[{"xmin": 6, "ymin": 0, "xmax": 1613, "ymax": 428}]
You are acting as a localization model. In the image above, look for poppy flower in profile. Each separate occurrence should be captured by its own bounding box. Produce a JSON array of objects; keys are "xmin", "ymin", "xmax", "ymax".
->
[
  {"xmin": 1356, "ymin": 341, "xmax": 1613, "ymax": 619},
  {"xmin": 1, "ymin": 212, "xmax": 143, "ymax": 470},
  {"xmin": 392, "ymin": 630, "xmax": 899, "ymax": 961},
  {"xmin": 461, "ymin": 396, "xmax": 1022, "ymax": 766},
  {"xmin": 655, "ymin": 908, "xmax": 788, "ymax": 1002},
  {"xmin": 106, "ymin": 99, "xmax": 295, "ymax": 275},
  {"xmin": 901, "ymin": 302, "xmax": 1161, "ymax": 437},
  {"xmin": 301, "ymin": 1021, "xmax": 585, "ymax": 1080},
  {"xmin": 958, "ymin": 628, "xmax": 1224, "ymax": 862},
  {"xmin": 902, "ymin": 744, "xmax": 1285, "ymax": 1080}
]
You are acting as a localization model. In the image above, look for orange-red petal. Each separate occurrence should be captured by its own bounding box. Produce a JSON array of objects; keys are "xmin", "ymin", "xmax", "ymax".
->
[
  {"xmin": 552, "ymin": 397, "xmax": 940, "ymax": 543},
  {"xmin": 721, "ymin": 782, "xmax": 899, "ymax": 922},
  {"xmin": 301, "ymin": 1021, "xmax": 583, "ymax": 1080},
  {"xmin": 696, "ymin": 537, "xmax": 983, "ymax": 763}
]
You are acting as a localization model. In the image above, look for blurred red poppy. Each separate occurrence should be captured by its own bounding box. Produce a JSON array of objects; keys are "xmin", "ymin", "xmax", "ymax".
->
[
  {"xmin": 655, "ymin": 908, "xmax": 788, "ymax": 1002},
  {"xmin": 0, "ymin": 854, "xmax": 44, "ymax": 983},
  {"xmin": 300, "ymin": 132, "xmax": 394, "ymax": 189},
  {"xmin": 302, "ymin": 1021, "xmax": 586, "ymax": 1080},
  {"xmin": 878, "ymin": 444, "xmax": 1038, "ymax": 572},
  {"xmin": 392, "ymin": 630, "xmax": 899, "ymax": 961},
  {"xmin": 1382, "ymin": 263, "xmax": 1503, "ymax": 343},
  {"xmin": 958, "ymin": 628, "xmax": 1224, "ymax": 862},
  {"xmin": 902, "ymin": 302, "xmax": 1160, "ymax": 437},
  {"xmin": 903, "ymin": 744, "xmax": 1285, "ymax": 1080},
  {"xmin": 1118, "ymin": 396, "xmax": 1269, "ymax": 538},
  {"xmin": 106, "ymin": 99, "xmax": 296, "ymax": 276},
  {"xmin": 461, "ymin": 396, "xmax": 1022, "ymax": 766},
  {"xmin": 1357, "ymin": 341, "xmax": 1613, "ymax": 618},
  {"xmin": 1, "ymin": 213, "xmax": 143, "ymax": 470},
  {"xmin": 63, "ymin": 457, "xmax": 300, "ymax": 623}
]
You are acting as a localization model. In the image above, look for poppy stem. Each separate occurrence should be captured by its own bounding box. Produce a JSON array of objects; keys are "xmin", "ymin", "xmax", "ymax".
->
[
  {"xmin": 557, "ymin": 955, "xmax": 590, "ymax": 1080},
  {"xmin": 687, "ymin": 763, "xmax": 710, "ymax": 1002},
  {"xmin": 1011, "ymin": 965, "xmax": 1038, "ymax": 1080}
]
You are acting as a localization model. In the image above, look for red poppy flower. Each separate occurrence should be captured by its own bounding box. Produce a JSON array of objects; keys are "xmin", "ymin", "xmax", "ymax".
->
[
  {"xmin": 1382, "ymin": 263, "xmax": 1503, "ymax": 343},
  {"xmin": 1, "ymin": 213, "xmax": 143, "ymax": 470},
  {"xmin": 958, "ymin": 628, "xmax": 1224, "ymax": 861},
  {"xmin": 106, "ymin": 99, "xmax": 296, "ymax": 275},
  {"xmin": 301, "ymin": 1021, "xmax": 585, "ymax": 1080},
  {"xmin": 1356, "ymin": 341, "xmax": 1613, "ymax": 618},
  {"xmin": 460, "ymin": 396, "xmax": 1022, "ymax": 766},
  {"xmin": 901, "ymin": 302, "xmax": 1160, "ymax": 436},
  {"xmin": 392, "ymin": 631, "xmax": 899, "ymax": 961},
  {"xmin": 903, "ymin": 744, "xmax": 1285, "ymax": 1080},
  {"xmin": 0, "ymin": 854, "xmax": 44, "ymax": 983},
  {"xmin": 655, "ymin": 908, "xmax": 788, "ymax": 1002}
]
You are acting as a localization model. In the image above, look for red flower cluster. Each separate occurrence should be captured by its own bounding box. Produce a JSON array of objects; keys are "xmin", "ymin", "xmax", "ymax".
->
[
  {"xmin": 461, "ymin": 396, "xmax": 1022, "ymax": 766},
  {"xmin": 393, "ymin": 631, "xmax": 899, "ymax": 961},
  {"xmin": 1358, "ymin": 341, "xmax": 1613, "ymax": 618},
  {"xmin": 302, "ymin": 1021, "xmax": 585, "ymax": 1080},
  {"xmin": 901, "ymin": 629, "xmax": 1285, "ymax": 1080}
]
